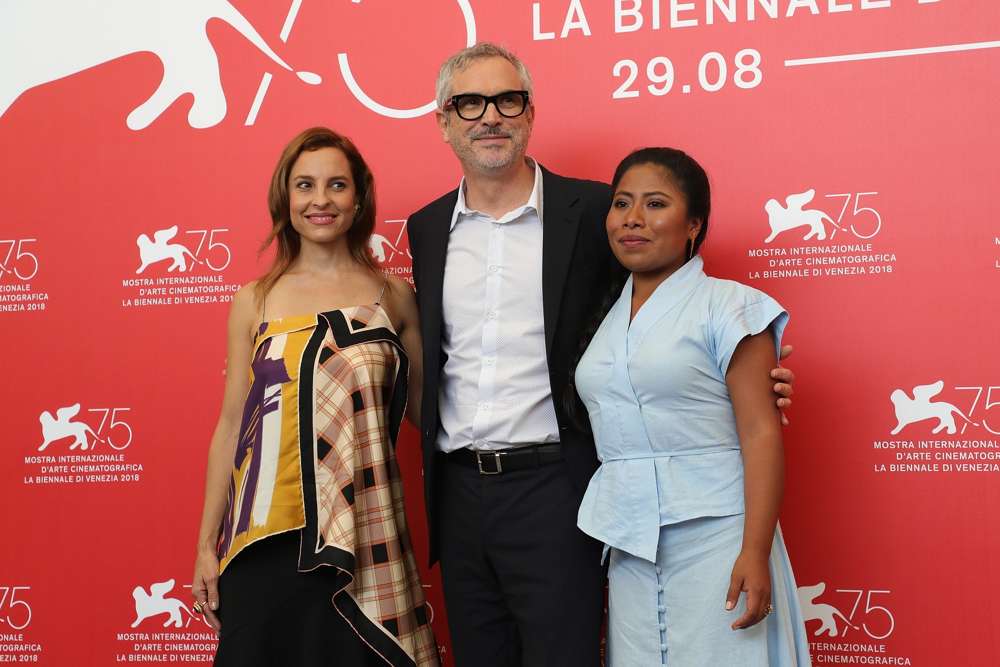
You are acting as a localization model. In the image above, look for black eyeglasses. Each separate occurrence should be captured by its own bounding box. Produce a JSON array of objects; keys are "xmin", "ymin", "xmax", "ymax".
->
[{"xmin": 446, "ymin": 90, "xmax": 530, "ymax": 121}]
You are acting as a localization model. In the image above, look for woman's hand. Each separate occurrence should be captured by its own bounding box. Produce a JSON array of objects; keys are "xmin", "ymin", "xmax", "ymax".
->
[
  {"xmin": 726, "ymin": 549, "xmax": 772, "ymax": 630},
  {"xmin": 192, "ymin": 549, "xmax": 222, "ymax": 633}
]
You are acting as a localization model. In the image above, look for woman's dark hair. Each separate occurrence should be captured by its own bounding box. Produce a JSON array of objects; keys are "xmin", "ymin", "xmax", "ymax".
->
[
  {"xmin": 256, "ymin": 127, "xmax": 378, "ymax": 304},
  {"xmin": 564, "ymin": 147, "xmax": 712, "ymax": 430}
]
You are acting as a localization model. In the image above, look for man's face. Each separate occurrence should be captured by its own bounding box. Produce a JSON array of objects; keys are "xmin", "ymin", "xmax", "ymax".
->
[{"xmin": 436, "ymin": 57, "xmax": 534, "ymax": 174}]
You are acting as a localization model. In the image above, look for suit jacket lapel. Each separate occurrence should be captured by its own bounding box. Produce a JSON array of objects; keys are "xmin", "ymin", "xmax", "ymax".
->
[
  {"xmin": 541, "ymin": 168, "xmax": 583, "ymax": 358},
  {"xmin": 418, "ymin": 191, "xmax": 457, "ymax": 379}
]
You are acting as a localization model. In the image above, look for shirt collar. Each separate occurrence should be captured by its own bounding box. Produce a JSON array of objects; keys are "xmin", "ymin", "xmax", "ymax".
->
[
  {"xmin": 615, "ymin": 255, "xmax": 708, "ymax": 351},
  {"xmin": 450, "ymin": 158, "xmax": 543, "ymax": 231}
]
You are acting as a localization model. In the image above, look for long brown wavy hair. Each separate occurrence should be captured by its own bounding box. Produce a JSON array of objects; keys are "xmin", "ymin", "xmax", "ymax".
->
[{"xmin": 255, "ymin": 127, "xmax": 378, "ymax": 302}]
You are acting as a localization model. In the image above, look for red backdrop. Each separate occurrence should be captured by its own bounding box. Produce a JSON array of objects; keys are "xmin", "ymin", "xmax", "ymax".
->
[{"xmin": 2, "ymin": 1, "xmax": 998, "ymax": 664}]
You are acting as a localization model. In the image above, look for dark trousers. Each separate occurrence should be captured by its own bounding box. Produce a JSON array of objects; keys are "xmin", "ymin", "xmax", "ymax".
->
[{"xmin": 437, "ymin": 454, "xmax": 604, "ymax": 667}]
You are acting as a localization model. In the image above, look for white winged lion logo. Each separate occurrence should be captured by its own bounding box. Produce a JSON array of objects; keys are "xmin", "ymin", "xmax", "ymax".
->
[
  {"xmin": 764, "ymin": 189, "xmax": 839, "ymax": 243},
  {"xmin": 136, "ymin": 225, "xmax": 201, "ymax": 274},
  {"xmin": 0, "ymin": 0, "xmax": 321, "ymax": 130},
  {"xmin": 38, "ymin": 403, "xmax": 103, "ymax": 452},
  {"xmin": 131, "ymin": 579, "xmax": 196, "ymax": 628},
  {"xmin": 889, "ymin": 380, "xmax": 979, "ymax": 435},
  {"xmin": 797, "ymin": 582, "xmax": 858, "ymax": 638}
]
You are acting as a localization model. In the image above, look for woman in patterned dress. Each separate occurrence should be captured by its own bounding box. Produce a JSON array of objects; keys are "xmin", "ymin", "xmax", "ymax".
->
[{"xmin": 190, "ymin": 127, "xmax": 438, "ymax": 666}]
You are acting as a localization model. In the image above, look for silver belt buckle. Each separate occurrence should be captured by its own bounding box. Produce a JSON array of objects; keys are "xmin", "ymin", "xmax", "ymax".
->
[{"xmin": 476, "ymin": 451, "xmax": 503, "ymax": 475}]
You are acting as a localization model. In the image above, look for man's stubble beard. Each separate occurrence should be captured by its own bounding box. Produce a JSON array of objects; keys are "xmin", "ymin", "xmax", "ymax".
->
[{"xmin": 452, "ymin": 125, "xmax": 530, "ymax": 174}]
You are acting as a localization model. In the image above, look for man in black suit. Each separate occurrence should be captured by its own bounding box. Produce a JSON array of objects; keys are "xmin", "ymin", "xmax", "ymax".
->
[{"xmin": 407, "ymin": 43, "xmax": 794, "ymax": 667}]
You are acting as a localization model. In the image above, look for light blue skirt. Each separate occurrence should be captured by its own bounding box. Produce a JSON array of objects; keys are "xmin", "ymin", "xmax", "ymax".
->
[{"xmin": 607, "ymin": 514, "xmax": 811, "ymax": 666}]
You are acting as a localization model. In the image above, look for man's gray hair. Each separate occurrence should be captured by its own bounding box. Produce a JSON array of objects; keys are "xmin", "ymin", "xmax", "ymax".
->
[{"xmin": 435, "ymin": 42, "xmax": 534, "ymax": 110}]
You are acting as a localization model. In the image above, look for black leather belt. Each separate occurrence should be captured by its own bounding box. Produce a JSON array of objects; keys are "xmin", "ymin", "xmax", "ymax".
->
[{"xmin": 445, "ymin": 443, "xmax": 563, "ymax": 475}]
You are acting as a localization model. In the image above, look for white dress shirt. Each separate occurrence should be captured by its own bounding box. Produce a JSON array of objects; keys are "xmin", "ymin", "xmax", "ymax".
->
[{"xmin": 436, "ymin": 161, "xmax": 561, "ymax": 453}]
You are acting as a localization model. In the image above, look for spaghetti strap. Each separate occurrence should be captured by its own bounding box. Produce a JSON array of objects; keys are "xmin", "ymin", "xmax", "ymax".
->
[{"xmin": 375, "ymin": 279, "xmax": 389, "ymax": 305}]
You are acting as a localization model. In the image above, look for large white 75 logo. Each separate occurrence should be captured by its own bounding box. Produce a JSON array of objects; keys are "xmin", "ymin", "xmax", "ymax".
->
[
  {"xmin": 0, "ymin": 586, "xmax": 32, "ymax": 630},
  {"xmin": 88, "ymin": 408, "xmax": 134, "ymax": 450},
  {"xmin": 954, "ymin": 386, "xmax": 1000, "ymax": 434},
  {"xmin": 0, "ymin": 239, "xmax": 39, "ymax": 280},
  {"xmin": 184, "ymin": 229, "xmax": 232, "ymax": 271},
  {"xmin": 835, "ymin": 589, "xmax": 894, "ymax": 640},
  {"xmin": 823, "ymin": 192, "xmax": 881, "ymax": 240}
]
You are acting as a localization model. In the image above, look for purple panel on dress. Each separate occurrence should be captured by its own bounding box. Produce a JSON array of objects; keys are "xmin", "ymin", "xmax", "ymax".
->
[{"xmin": 231, "ymin": 336, "xmax": 292, "ymax": 538}]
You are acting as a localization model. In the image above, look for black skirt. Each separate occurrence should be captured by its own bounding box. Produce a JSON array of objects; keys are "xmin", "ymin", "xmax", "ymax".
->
[{"xmin": 214, "ymin": 531, "xmax": 387, "ymax": 666}]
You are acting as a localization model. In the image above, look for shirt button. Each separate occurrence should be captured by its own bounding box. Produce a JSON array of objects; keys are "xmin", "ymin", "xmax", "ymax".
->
[
  {"xmin": 658, "ymin": 622, "xmax": 666, "ymax": 632},
  {"xmin": 657, "ymin": 585, "xmax": 664, "ymax": 593},
  {"xmin": 488, "ymin": 265, "xmax": 499, "ymax": 273},
  {"xmin": 657, "ymin": 605, "xmax": 665, "ymax": 613},
  {"xmin": 655, "ymin": 566, "xmax": 662, "ymax": 575},
  {"xmin": 484, "ymin": 358, "xmax": 495, "ymax": 366},
  {"xmin": 660, "ymin": 643, "xmax": 668, "ymax": 652},
  {"xmin": 486, "ymin": 311, "xmax": 497, "ymax": 320}
]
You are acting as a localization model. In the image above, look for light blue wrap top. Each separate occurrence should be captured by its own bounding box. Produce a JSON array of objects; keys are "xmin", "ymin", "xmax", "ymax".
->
[{"xmin": 575, "ymin": 256, "xmax": 788, "ymax": 562}]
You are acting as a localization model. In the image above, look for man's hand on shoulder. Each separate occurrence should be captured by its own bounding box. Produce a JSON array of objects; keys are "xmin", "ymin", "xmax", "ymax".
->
[{"xmin": 771, "ymin": 345, "xmax": 795, "ymax": 426}]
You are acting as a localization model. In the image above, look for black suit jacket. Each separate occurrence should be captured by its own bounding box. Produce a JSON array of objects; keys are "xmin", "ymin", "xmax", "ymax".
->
[{"xmin": 407, "ymin": 166, "xmax": 622, "ymax": 564}]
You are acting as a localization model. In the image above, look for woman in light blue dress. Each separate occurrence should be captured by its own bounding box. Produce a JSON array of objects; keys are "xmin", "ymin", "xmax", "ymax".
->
[{"xmin": 574, "ymin": 148, "xmax": 811, "ymax": 665}]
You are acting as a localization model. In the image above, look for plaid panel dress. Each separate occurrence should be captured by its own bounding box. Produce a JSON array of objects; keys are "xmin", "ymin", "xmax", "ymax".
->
[{"xmin": 216, "ymin": 303, "xmax": 438, "ymax": 667}]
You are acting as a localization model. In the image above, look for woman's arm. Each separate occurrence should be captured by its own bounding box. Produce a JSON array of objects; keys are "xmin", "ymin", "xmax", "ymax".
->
[
  {"xmin": 724, "ymin": 329, "xmax": 785, "ymax": 630},
  {"xmin": 385, "ymin": 276, "xmax": 423, "ymax": 430},
  {"xmin": 191, "ymin": 284, "xmax": 256, "ymax": 632}
]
